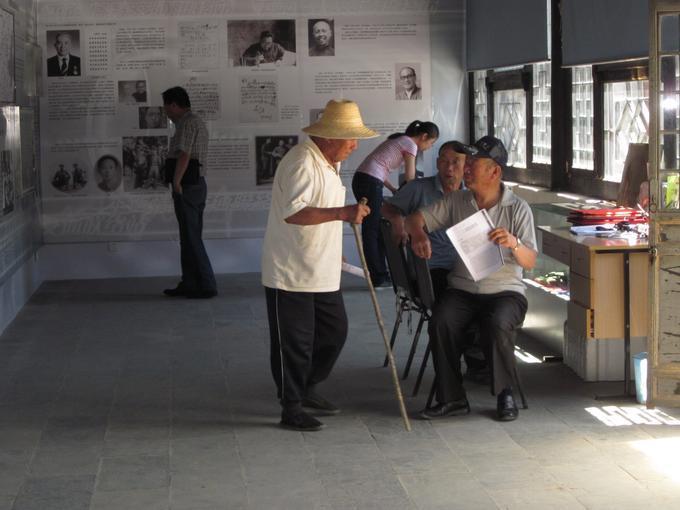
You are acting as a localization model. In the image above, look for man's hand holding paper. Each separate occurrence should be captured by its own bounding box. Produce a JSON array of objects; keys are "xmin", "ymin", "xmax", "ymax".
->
[
  {"xmin": 444, "ymin": 209, "xmax": 503, "ymax": 282},
  {"xmin": 488, "ymin": 227, "xmax": 517, "ymax": 249}
]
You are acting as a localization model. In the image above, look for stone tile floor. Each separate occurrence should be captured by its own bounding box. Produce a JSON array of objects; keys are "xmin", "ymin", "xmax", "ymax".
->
[{"xmin": 0, "ymin": 273, "xmax": 678, "ymax": 509}]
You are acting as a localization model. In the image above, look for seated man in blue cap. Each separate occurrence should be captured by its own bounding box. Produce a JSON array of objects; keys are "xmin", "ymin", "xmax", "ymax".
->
[
  {"xmin": 381, "ymin": 140, "xmax": 489, "ymax": 381},
  {"xmin": 405, "ymin": 136, "xmax": 537, "ymax": 421}
]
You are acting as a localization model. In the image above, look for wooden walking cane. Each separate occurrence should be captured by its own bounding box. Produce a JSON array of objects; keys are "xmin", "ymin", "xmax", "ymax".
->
[{"xmin": 352, "ymin": 198, "xmax": 412, "ymax": 431}]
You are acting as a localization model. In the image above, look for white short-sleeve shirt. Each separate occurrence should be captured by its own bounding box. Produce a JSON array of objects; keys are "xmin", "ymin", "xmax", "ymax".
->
[{"xmin": 261, "ymin": 138, "xmax": 346, "ymax": 292}]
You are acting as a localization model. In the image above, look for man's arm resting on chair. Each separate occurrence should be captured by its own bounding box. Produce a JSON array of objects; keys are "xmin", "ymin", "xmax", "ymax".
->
[
  {"xmin": 405, "ymin": 211, "xmax": 431, "ymax": 259},
  {"xmin": 381, "ymin": 202, "xmax": 409, "ymax": 245}
]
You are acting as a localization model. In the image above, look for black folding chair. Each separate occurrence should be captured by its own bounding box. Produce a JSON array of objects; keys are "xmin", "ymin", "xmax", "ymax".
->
[
  {"xmin": 407, "ymin": 246, "xmax": 529, "ymax": 410},
  {"xmin": 379, "ymin": 219, "xmax": 428, "ymax": 379},
  {"xmin": 405, "ymin": 244, "xmax": 437, "ymax": 398}
]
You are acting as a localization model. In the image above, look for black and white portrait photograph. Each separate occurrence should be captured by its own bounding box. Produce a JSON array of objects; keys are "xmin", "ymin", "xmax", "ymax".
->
[
  {"xmin": 255, "ymin": 135, "xmax": 297, "ymax": 185},
  {"xmin": 94, "ymin": 154, "xmax": 123, "ymax": 193},
  {"xmin": 139, "ymin": 107, "xmax": 168, "ymax": 129},
  {"xmin": 395, "ymin": 63, "xmax": 422, "ymax": 100},
  {"xmin": 46, "ymin": 30, "xmax": 81, "ymax": 77},
  {"xmin": 227, "ymin": 20, "xmax": 296, "ymax": 67},
  {"xmin": 308, "ymin": 19, "xmax": 334, "ymax": 57},
  {"xmin": 122, "ymin": 136, "xmax": 167, "ymax": 192},
  {"xmin": 50, "ymin": 160, "xmax": 87, "ymax": 194},
  {"xmin": 118, "ymin": 80, "xmax": 148, "ymax": 104}
]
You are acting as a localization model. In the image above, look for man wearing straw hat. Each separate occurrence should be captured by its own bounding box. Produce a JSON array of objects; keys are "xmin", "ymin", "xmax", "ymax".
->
[{"xmin": 262, "ymin": 99, "xmax": 378, "ymax": 431}]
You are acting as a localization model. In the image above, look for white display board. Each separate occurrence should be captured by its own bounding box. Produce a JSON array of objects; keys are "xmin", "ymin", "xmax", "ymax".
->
[{"xmin": 38, "ymin": 0, "xmax": 453, "ymax": 243}]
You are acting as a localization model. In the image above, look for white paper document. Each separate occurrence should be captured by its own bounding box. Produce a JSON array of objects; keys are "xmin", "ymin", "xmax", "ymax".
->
[
  {"xmin": 445, "ymin": 209, "xmax": 504, "ymax": 282},
  {"xmin": 342, "ymin": 262, "xmax": 366, "ymax": 279}
]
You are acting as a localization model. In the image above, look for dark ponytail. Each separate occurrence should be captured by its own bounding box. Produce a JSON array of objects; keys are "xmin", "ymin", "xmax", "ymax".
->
[
  {"xmin": 387, "ymin": 120, "xmax": 439, "ymax": 140},
  {"xmin": 405, "ymin": 120, "xmax": 439, "ymax": 139}
]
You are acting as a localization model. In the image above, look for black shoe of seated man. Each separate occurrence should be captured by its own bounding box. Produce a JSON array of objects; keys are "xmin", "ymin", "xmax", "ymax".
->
[
  {"xmin": 280, "ymin": 408, "xmax": 325, "ymax": 431},
  {"xmin": 302, "ymin": 391, "xmax": 340, "ymax": 415},
  {"xmin": 419, "ymin": 397, "xmax": 470, "ymax": 420},
  {"xmin": 163, "ymin": 284, "xmax": 188, "ymax": 297},
  {"xmin": 185, "ymin": 289, "xmax": 218, "ymax": 299},
  {"xmin": 497, "ymin": 388, "xmax": 519, "ymax": 422}
]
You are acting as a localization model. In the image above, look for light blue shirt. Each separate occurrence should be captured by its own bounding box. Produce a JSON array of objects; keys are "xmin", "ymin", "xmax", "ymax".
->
[{"xmin": 386, "ymin": 175, "xmax": 458, "ymax": 270}]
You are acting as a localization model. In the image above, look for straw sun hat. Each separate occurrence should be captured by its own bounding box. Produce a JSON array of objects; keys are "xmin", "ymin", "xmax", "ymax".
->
[{"xmin": 302, "ymin": 100, "xmax": 379, "ymax": 140}]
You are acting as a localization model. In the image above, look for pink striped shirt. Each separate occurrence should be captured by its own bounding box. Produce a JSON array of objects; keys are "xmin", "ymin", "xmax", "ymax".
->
[{"xmin": 355, "ymin": 135, "xmax": 418, "ymax": 182}]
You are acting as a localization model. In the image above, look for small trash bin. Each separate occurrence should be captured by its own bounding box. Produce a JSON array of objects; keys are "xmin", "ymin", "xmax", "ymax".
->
[{"xmin": 633, "ymin": 352, "xmax": 648, "ymax": 404}]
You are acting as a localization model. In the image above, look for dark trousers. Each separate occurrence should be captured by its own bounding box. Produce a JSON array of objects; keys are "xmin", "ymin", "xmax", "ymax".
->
[
  {"xmin": 172, "ymin": 177, "xmax": 216, "ymax": 292},
  {"xmin": 428, "ymin": 289, "xmax": 527, "ymax": 402},
  {"xmin": 429, "ymin": 269, "xmax": 487, "ymax": 372},
  {"xmin": 429, "ymin": 268, "xmax": 450, "ymax": 303},
  {"xmin": 265, "ymin": 287, "xmax": 348, "ymax": 408},
  {"xmin": 352, "ymin": 172, "xmax": 388, "ymax": 285}
]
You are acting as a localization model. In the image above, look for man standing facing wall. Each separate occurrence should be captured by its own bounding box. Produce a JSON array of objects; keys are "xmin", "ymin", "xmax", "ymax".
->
[{"xmin": 162, "ymin": 86, "xmax": 217, "ymax": 299}]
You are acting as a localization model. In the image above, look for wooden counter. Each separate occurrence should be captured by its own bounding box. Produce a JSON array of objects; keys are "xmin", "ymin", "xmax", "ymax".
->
[{"xmin": 538, "ymin": 226, "xmax": 649, "ymax": 381}]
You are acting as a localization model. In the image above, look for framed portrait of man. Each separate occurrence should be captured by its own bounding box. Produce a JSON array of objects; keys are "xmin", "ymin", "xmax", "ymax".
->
[
  {"xmin": 308, "ymin": 19, "xmax": 334, "ymax": 57},
  {"xmin": 46, "ymin": 29, "xmax": 82, "ymax": 77},
  {"xmin": 395, "ymin": 63, "xmax": 422, "ymax": 101}
]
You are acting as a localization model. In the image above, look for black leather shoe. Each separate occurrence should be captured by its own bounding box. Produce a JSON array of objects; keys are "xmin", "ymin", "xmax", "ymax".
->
[
  {"xmin": 302, "ymin": 391, "xmax": 340, "ymax": 415},
  {"xmin": 497, "ymin": 388, "xmax": 518, "ymax": 421},
  {"xmin": 420, "ymin": 398, "xmax": 470, "ymax": 420},
  {"xmin": 185, "ymin": 289, "xmax": 218, "ymax": 299},
  {"xmin": 163, "ymin": 285, "xmax": 188, "ymax": 297},
  {"xmin": 280, "ymin": 408, "xmax": 325, "ymax": 431}
]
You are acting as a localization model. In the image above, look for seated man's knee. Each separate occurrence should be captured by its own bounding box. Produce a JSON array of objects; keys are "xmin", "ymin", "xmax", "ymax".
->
[{"xmin": 487, "ymin": 321, "xmax": 517, "ymax": 347}]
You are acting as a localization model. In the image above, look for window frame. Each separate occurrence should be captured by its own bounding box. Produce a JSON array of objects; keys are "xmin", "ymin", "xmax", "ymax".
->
[
  {"xmin": 567, "ymin": 59, "xmax": 649, "ymax": 200},
  {"xmin": 472, "ymin": 65, "xmax": 553, "ymax": 188}
]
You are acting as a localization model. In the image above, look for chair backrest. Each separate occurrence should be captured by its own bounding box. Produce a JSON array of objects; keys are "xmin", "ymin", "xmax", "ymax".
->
[
  {"xmin": 405, "ymin": 244, "xmax": 436, "ymax": 311},
  {"xmin": 379, "ymin": 219, "xmax": 416, "ymax": 297}
]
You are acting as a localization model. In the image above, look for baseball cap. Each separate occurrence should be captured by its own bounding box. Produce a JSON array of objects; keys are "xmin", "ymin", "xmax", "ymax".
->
[
  {"xmin": 439, "ymin": 140, "xmax": 468, "ymax": 155},
  {"xmin": 459, "ymin": 136, "xmax": 508, "ymax": 168}
]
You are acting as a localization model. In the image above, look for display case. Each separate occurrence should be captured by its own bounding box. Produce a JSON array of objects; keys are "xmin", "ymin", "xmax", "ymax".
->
[
  {"xmin": 528, "ymin": 203, "xmax": 571, "ymax": 300},
  {"xmin": 520, "ymin": 203, "xmax": 571, "ymax": 355}
]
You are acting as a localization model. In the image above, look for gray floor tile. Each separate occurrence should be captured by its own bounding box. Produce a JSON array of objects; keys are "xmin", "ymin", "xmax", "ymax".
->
[
  {"xmin": 568, "ymin": 486, "xmax": 672, "ymax": 510},
  {"xmin": 0, "ymin": 450, "xmax": 31, "ymax": 495},
  {"xmin": 171, "ymin": 482, "xmax": 246, "ymax": 510},
  {"xmin": 399, "ymin": 471, "xmax": 496, "ymax": 510},
  {"xmin": 0, "ymin": 469, "xmax": 25, "ymax": 497},
  {"xmin": 89, "ymin": 488, "xmax": 169, "ymax": 510},
  {"xmin": 486, "ymin": 486, "xmax": 585, "ymax": 509},
  {"xmin": 104, "ymin": 421, "xmax": 170, "ymax": 457},
  {"xmin": 97, "ymin": 455, "xmax": 170, "ymax": 492},
  {"xmin": 246, "ymin": 479, "xmax": 330, "ymax": 510},
  {"xmin": 12, "ymin": 475, "xmax": 94, "ymax": 510},
  {"xmin": 29, "ymin": 445, "xmax": 102, "ymax": 477}
]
